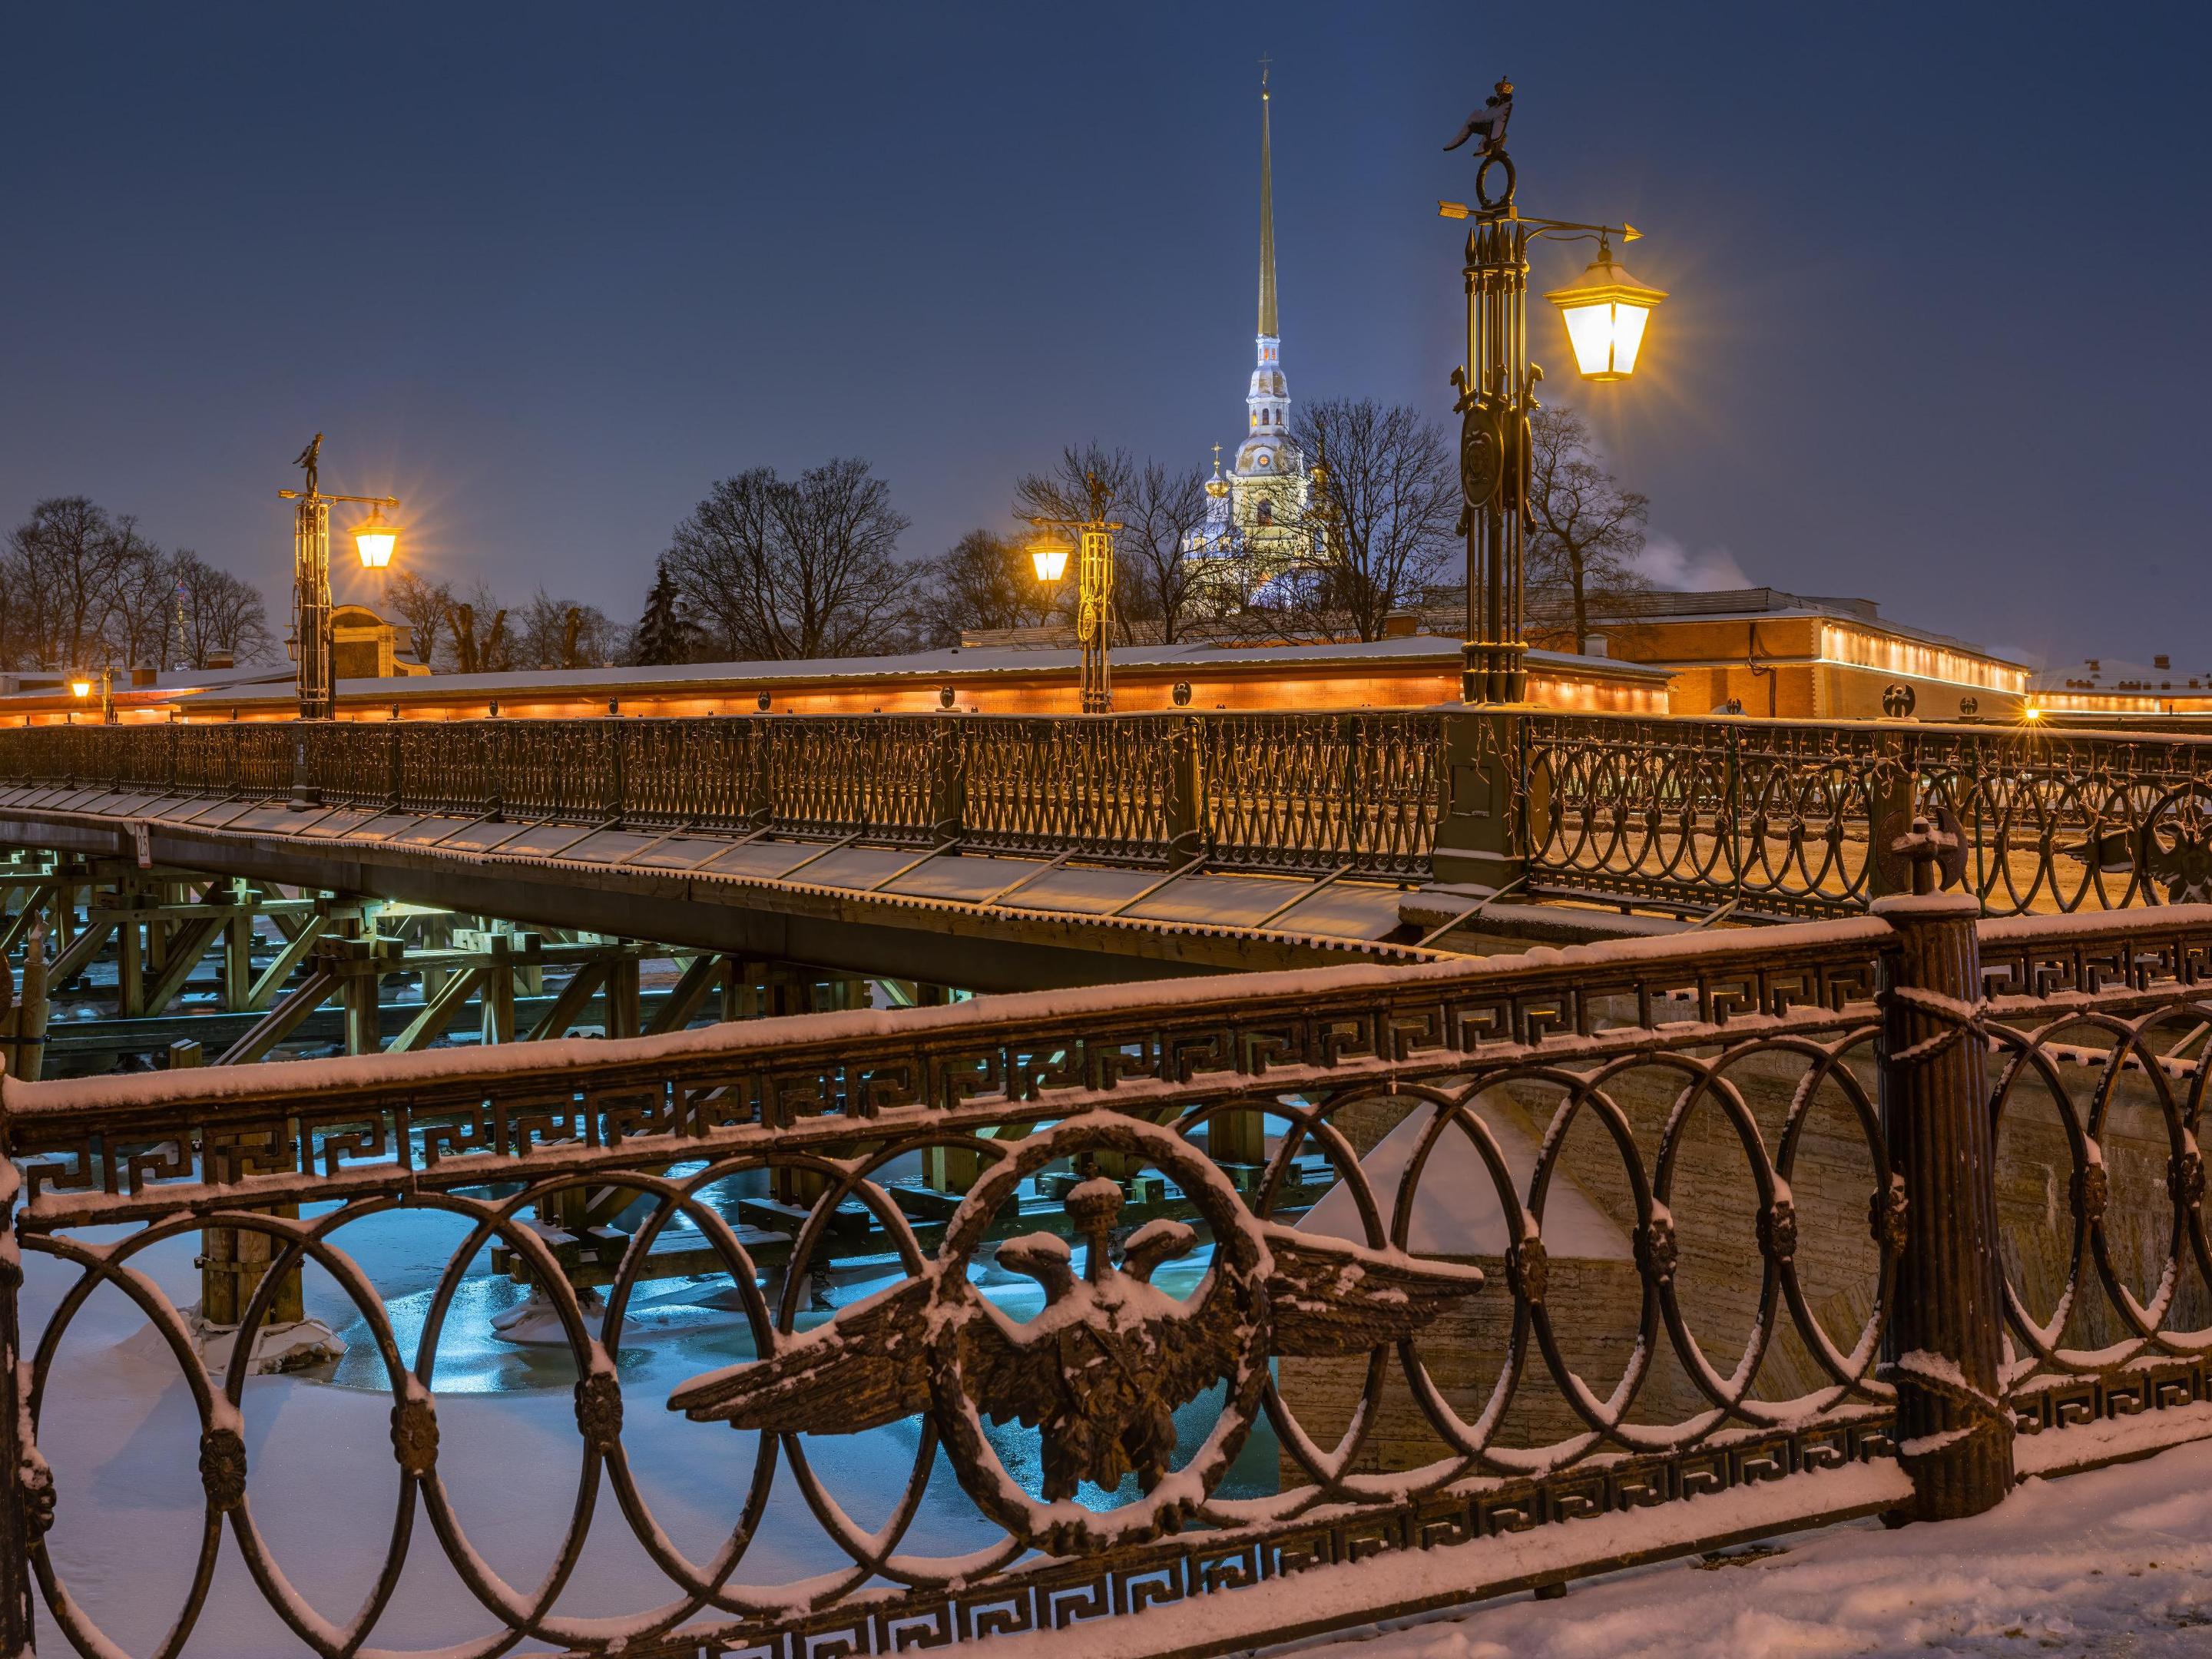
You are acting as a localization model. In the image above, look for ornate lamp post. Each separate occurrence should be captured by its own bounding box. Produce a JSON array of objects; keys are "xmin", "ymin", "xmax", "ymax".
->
[
  {"xmin": 69, "ymin": 669, "xmax": 114, "ymax": 725},
  {"xmin": 278, "ymin": 433, "xmax": 405, "ymax": 720},
  {"xmin": 1028, "ymin": 471, "xmax": 1121, "ymax": 714},
  {"xmin": 1440, "ymin": 78, "xmax": 1664, "ymax": 704}
]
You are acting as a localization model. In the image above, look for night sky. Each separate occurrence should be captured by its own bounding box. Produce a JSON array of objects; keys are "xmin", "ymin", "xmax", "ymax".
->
[{"xmin": 2, "ymin": 3, "xmax": 2204, "ymax": 669}]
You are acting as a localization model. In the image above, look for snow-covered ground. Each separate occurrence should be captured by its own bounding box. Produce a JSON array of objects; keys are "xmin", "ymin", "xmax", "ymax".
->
[{"xmin": 1297, "ymin": 1439, "xmax": 2212, "ymax": 1659}]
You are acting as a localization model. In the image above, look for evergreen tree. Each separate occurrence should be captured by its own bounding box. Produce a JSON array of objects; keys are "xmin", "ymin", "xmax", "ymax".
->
[{"xmin": 631, "ymin": 557, "xmax": 693, "ymax": 665}]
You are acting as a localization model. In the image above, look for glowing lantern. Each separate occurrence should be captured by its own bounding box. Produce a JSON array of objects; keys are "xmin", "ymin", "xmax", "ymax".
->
[
  {"xmin": 1545, "ymin": 236, "xmax": 1666, "ymax": 382},
  {"xmin": 1029, "ymin": 540, "xmax": 1071, "ymax": 583},
  {"xmin": 353, "ymin": 503, "xmax": 401, "ymax": 569}
]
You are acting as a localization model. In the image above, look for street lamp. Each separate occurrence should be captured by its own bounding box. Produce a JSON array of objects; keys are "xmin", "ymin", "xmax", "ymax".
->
[
  {"xmin": 277, "ymin": 433, "xmax": 403, "ymax": 720},
  {"xmin": 69, "ymin": 669, "xmax": 114, "ymax": 724},
  {"xmin": 1028, "ymin": 540, "xmax": 1071, "ymax": 584},
  {"xmin": 1545, "ymin": 235, "xmax": 1667, "ymax": 382},
  {"xmin": 1028, "ymin": 471, "xmax": 1121, "ymax": 714},
  {"xmin": 1439, "ymin": 77, "xmax": 1664, "ymax": 703},
  {"xmin": 352, "ymin": 501, "xmax": 402, "ymax": 570}
]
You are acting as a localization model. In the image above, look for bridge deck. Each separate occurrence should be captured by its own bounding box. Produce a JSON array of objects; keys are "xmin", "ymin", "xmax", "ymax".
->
[{"xmin": 0, "ymin": 783, "xmax": 1442, "ymax": 990}]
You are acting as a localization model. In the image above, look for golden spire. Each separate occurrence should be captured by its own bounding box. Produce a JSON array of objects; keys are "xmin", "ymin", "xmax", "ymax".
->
[{"xmin": 1257, "ymin": 60, "xmax": 1277, "ymax": 339}]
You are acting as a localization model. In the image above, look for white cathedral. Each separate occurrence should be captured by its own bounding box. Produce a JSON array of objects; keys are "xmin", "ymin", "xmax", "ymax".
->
[{"xmin": 1185, "ymin": 71, "xmax": 1310, "ymax": 596}]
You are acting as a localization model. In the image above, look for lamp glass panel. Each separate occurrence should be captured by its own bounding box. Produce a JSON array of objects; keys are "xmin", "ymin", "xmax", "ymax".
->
[
  {"xmin": 1559, "ymin": 301, "xmax": 1619, "ymax": 379},
  {"xmin": 1031, "ymin": 545, "xmax": 1069, "ymax": 583},
  {"xmin": 1609, "ymin": 304, "xmax": 1652, "ymax": 376},
  {"xmin": 70, "ymin": 680, "xmax": 91, "ymax": 698},
  {"xmin": 355, "ymin": 527, "xmax": 398, "ymax": 569}
]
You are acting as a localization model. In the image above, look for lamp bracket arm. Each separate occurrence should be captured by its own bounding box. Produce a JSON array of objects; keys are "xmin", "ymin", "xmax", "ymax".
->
[
  {"xmin": 1521, "ymin": 217, "xmax": 1640, "ymax": 243},
  {"xmin": 1438, "ymin": 207, "xmax": 1639, "ymax": 242},
  {"xmin": 277, "ymin": 490, "xmax": 400, "ymax": 507}
]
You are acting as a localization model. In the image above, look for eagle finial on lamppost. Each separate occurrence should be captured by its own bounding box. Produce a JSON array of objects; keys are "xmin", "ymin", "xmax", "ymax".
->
[{"xmin": 292, "ymin": 432, "xmax": 323, "ymax": 498}]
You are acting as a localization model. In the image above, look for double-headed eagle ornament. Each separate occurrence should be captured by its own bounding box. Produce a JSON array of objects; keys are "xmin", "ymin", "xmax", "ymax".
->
[{"xmin": 669, "ymin": 1114, "xmax": 1483, "ymax": 1552}]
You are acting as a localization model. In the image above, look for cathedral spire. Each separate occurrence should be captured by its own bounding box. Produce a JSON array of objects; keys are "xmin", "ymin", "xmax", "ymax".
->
[{"xmin": 1257, "ymin": 61, "xmax": 1278, "ymax": 339}]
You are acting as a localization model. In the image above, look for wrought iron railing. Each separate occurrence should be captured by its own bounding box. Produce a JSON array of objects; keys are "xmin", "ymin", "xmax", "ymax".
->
[
  {"xmin": 6, "ymin": 900, "xmax": 2210, "ymax": 1655},
  {"xmin": 1523, "ymin": 713, "xmax": 2212, "ymax": 917},
  {"xmin": 7, "ymin": 710, "xmax": 2212, "ymax": 915},
  {"xmin": 0, "ymin": 713, "xmax": 1439, "ymax": 882}
]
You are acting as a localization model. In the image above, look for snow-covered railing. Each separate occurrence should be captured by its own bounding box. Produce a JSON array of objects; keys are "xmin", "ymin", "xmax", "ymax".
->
[
  {"xmin": 1520, "ymin": 710, "xmax": 2212, "ymax": 918},
  {"xmin": 4, "ymin": 903, "xmax": 2212, "ymax": 1658},
  {"xmin": 14, "ymin": 707, "xmax": 2212, "ymax": 925},
  {"xmin": 0, "ymin": 710, "xmax": 1445, "ymax": 882}
]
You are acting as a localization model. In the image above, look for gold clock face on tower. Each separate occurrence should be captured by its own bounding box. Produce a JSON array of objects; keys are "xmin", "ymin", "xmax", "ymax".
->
[{"xmin": 1256, "ymin": 452, "xmax": 1273, "ymax": 468}]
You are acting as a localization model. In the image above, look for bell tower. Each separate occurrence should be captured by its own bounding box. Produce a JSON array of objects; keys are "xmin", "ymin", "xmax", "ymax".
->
[{"xmin": 1228, "ymin": 62, "xmax": 1304, "ymax": 564}]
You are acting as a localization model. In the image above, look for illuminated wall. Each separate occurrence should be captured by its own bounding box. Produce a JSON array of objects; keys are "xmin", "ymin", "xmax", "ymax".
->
[{"xmin": 1816, "ymin": 624, "xmax": 2028, "ymax": 695}]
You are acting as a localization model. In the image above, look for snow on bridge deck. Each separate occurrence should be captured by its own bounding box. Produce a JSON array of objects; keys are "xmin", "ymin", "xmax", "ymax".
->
[{"xmin": 0, "ymin": 781, "xmax": 1442, "ymax": 990}]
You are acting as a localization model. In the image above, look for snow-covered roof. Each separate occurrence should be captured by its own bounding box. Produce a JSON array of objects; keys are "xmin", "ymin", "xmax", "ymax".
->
[
  {"xmin": 158, "ymin": 633, "xmax": 1664, "ymax": 707},
  {"xmin": 0, "ymin": 662, "xmax": 291, "ymax": 708},
  {"xmin": 2030, "ymin": 656, "xmax": 2212, "ymax": 695}
]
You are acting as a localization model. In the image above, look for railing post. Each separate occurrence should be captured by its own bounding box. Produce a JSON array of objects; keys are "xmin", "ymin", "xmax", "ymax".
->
[
  {"xmin": 609, "ymin": 716, "xmax": 628, "ymax": 825},
  {"xmin": 0, "ymin": 1151, "xmax": 41, "ymax": 1653},
  {"xmin": 1430, "ymin": 707, "xmax": 1524, "ymax": 891},
  {"xmin": 929, "ymin": 716, "xmax": 966, "ymax": 845},
  {"xmin": 1876, "ymin": 823, "xmax": 2012, "ymax": 1523},
  {"xmin": 1166, "ymin": 714, "xmax": 1206, "ymax": 863},
  {"xmin": 1864, "ymin": 725, "xmax": 1915, "ymax": 902},
  {"xmin": 746, "ymin": 719, "xmax": 773, "ymax": 830}
]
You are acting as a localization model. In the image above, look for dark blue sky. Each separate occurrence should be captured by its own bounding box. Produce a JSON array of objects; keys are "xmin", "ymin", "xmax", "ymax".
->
[{"xmin": 3, "ymin": 3, "xmax": 2204, "ymax": 667}]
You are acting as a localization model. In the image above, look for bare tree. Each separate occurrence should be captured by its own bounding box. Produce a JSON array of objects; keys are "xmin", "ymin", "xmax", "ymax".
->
[
  {"xmin": 1, "ymin": 497, "xmax": 275, "ymax": 674},
  {"xmin": 171, "ymin": 551, "xmax": 274, "ymax": 666},
  {"xmin": 382, "ymin": 571, "xmax": 455, "ymax": 669},
  {"xmin": 665, "ymin": 459, "xmax": 915, "ymax": 661},
  {"xmin": 1115, "ymin": 459, "xmax": 1209, "ymax": 643},
  {"xmin": 105, "ymin": 525, "xmax": 180, "ymax": 669},
  {"xmin": 1, "ymin": 498, "xmax": 131, "ymax": 671},
  {"xmin": 516, "ymin": 590, "xmax": 625, "ymax": 669},
  {"xmin": 1275, "ymin": 398, "xmax": 1456, "ymax": 641},
  {"xmin": 1524, "ymin": 405, "xmax": 1651, "ymax": 655},
  {"xmin": 445, "ymin": 582, "xmax": 514, "ymax": 674},
  {"xmin": 907, "ymin": 530, "xmax": 1060, "ymax": 647}
]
